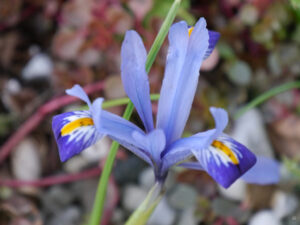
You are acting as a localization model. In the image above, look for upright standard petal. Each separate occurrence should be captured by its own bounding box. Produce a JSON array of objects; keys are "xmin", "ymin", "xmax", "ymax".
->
[
  {"xmin": 157, "ymin": 18, "xmax": 209, "ymax": 145},
  {"xmin": 121, "ymin": 30, "xmax": 154, "ymax": 132},
  {"xmin": 241, "ymin": 156, "xmax": 280, "ymax": 185},
  {"xmin": 52, "ymin": 110, "xmax": 102, "ymax": 162},
  {"xmin": 156, "ymin": 21, "xmax": 188, "ymax": 144}
]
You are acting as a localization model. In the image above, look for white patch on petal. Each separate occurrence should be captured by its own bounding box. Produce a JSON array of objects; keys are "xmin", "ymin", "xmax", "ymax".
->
[{"xmin": 61, "ymin": 111, "xmax": 101, "ymax": 146}]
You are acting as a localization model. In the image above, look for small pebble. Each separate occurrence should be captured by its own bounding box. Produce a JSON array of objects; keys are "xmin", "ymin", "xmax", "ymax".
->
[
  {"xmin": 272, "ymin": 191, "xmax": 298, "ymax": 219},
  {"xmin": 218, "ymin": 179, "xmax": 246, "ymax": 201},
  {"xmin": 249, "ymin": 210, "xmax": 282, "ymax": 225},
  {"xmin": 168, "ymin": 184, "xmax": 198, "ymax": 210},
  {"xmin": 148, "ymin": 198, "xmax": 175, "ymax": 225},
  {"xmin": 122, "ymin": 185, "xmax": 147, "ymax": 211},
  {"xmin": 139, "ymin": 167, "xmax": 155, "ymax": 190},
  {"xmin": 12, "ymin": 137, "xmax": 41, "ymax": 181},
  {"xmin": 22, "ymin": 53, "xmax": 53, "ymax": 81}
]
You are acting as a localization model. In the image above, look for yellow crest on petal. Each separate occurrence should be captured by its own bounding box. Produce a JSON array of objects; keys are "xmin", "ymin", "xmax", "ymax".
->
[
  {"xmin": 188, "ymin": 27, "xmax": 194, "ymax": 37},
  {"xmin": 212, "ymin": 140, "xmax": 239, "ymax": 165},
  {"xmin": 61, "ymin": 118, "xmax": 94, "ymax": 136}
]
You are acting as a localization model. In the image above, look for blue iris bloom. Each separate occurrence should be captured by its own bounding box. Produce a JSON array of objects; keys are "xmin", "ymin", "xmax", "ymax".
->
[{"xmin": 52, "ymin": 18, "xmax": 279, "ymax": 188}]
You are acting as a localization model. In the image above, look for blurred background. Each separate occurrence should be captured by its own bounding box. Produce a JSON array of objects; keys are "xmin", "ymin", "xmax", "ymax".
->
[{"xmin": 0, "ymin": 0, "xmax": 300, "ymax": 224}]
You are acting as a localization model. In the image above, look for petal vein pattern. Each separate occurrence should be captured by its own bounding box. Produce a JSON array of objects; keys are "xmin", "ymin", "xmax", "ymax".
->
[
  {"xmin": 157, "ymin": 18, "xmax": 209, "ymax": 145},
  {"xmin": 192, "ymin": 134, "xmax": 256, "ymax": 188},
  {"xmin": 121, "ymin": 31, "xmax": 154, "ymax": 132},
  {"xmin": 52, "ymin": 111, "xmax": 102, "ymax": 162}
]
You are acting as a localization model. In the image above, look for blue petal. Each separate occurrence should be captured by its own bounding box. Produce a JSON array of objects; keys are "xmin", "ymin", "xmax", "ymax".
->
[
  {"xmin": 161, "ymin": 107, "xmax": 255, "ymax": 187},
  {"xmin": 204, "ymin": 31, "xmax": 220, "ymax": 60},
  {"xmin": 192, "ymin": 134, "xmax": 257, "ymax": 188},
  {"xmin": 132, "ymin": 129, "xmax": 166, "ymax": 164},
  {"xmin": 178, "ymin": 162, "xmax": 204, "ymax": 170},
  {"xmin": 66, "ymin": 85, "xmax": 92, "ymax": 108},
  {"xmin": 121, "ymin": 30, "xmax": 154, "ymax": 132},
  {"xmin": 160, "ymin": 129, "xmax": 214, "ymax": 173},
  {"xmin": 188, "ymin": 27, "xmax": 220, "ymax": 60},
  {"xmin": 52, "ymin": 111, "xmax": 102, "ymax": 162},
  {"xmin": 241, "ymin": 156, "xmax": 280, "ymax": 185},
  {"xmin": 100, "ymin": 110, "xmax": 154, "ymax": 166},
  {"xmin": 156, "ymin": 18, "xmax": 209, "ymax": 145},
  {"xmin": 161, "ymin": 107, "xmax": 228, "ymax": 164},
  {"xmin": 91, "ymin": 98, "xmax": 104, "ymax": 133}
]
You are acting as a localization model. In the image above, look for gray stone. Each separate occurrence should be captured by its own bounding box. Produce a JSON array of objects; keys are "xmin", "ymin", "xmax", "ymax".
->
[
  {"xmin": 148, "ymin": 198, "xmax": 175, "ymax": 225},
  {"xmin": 218, "ymin": 179, "xmax": 246, "ymax": 201},
  {"xmin": 42, "ymin": 185, "xmax": 75, "ymax": 214},
  {"xmin": 111, "ymin": 208, "xmax": 125, "ymax": 225},
  {"xmin": 272, "ymin": 191, "xmax": 298, "ymax": 219},
  {"xmin": 122, "ymin": 185, "xmax": 148, "ymax": 211},
  {"xmin": 71, "ymin": 178, "xmax": 98, "ymax": 212},
  {"xmin": 63, "ymin": 155, "xmax": 89, "ymax": 173},
  {"xmin": 177, "ymin": 207, "xmax": 197, "ymax": 225},
  {"xmin": 168, "ymin": 184, "xmax": 198, "ymax": 210},
  {"xmin": 114, "ymin": 156, "xmax": 147, "ymax": 185},
  {"xmin": 231, "ymin": 108, "xmax": 274, "ymax": 157},
  {"xmin": 47, "ymin": 206, "xmax": 81, "ymax": 225},
  {"xmin": 139, "ymin": 167, "xmax": 155, "ymax": 190},
  {"xmin": 227, "ymin": 60, "xmax": 252, "ymax": 86}
]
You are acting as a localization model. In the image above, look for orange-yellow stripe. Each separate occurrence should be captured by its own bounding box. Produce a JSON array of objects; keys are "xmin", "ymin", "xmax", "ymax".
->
[
  {"xmin": 188, "ymin": 27, "xmax": 194, "ymax": 37},
  {"xmin": 61, "ymin": 118, "xmax": 94, "ymax": 136},
  {"xmin": 212, "ymin": 140, "xmax": 239, "ymax": 165}
]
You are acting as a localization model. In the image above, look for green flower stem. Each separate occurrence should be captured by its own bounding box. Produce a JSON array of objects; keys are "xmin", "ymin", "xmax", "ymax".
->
[
  {"xmin": 88, "ymin": 0, "xmax": 181, "ymax": 224},
  {"xmin": 233, "ymin": 81, "xmax": 300, "ymax": 120},
  {"xmin": 125, "ymin": 183, "xmax": 164, "ymax": 225},
  {"xmin": 102, "ymin": 94, "xmax": 160, "ymax": 109},
  {"xmin": 88, "ymin": 102, "xmax": 134, "ymax": 225},
  {"xmin": 146, "ymin": 0, "xmax": 182, "ymax": 71}
]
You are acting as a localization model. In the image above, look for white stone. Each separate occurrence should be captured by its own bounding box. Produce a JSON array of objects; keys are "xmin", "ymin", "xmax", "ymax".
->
[
  {"xmin": 22, "ymin": 53, "xmax": 53, "ymax": 80},
  {"xmin": 5, "ymin": 79, "xmax": 21, "ymax": 94},
  {"xmin": 148, "ymin": 198, "xmax": 175, "ymax": 225},
  {"xmin": 168, "ymin": 184, "xmax": 198, "ymax": 210},
  {"xmin": 272, "ymin": 191, "xmax": 298, "ymax": 219},
  {"xmin": 139, "ymin": 167, "xmax": 155, "ymax": 190},
  {"xmin": 63, "ymin": 155, "xmax": 89, "ymax": 173},
  {"xmin": 81, "ymin": 137, "xmax": 110, "ymax": 162},
  {"xmin": 12, "ymin": 137, "xmax": 41, "ymax": 180},
  {"xmin": 104, "ymin": 75, "xmax": 126, "ymax": 99},
  {"xmin": 177, "ymin": 207, "xmax": 197, "ymax": 225},
  {"xmin": 122, "ymin": 185, "xmax": 148, "ymax": 211},
  {"xmin": 231, "ymin": 108, "xmax": 274, "ymax": 157},
  {"xmin": 218, "ymin": 178, "xmax": 246, "ymax": 201},
  {"xmin": 249, "ymin": 210, "xmax": 281, "ymax": 225}
]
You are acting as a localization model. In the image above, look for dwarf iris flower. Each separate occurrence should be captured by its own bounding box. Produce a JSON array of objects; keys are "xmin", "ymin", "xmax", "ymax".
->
[{"xmin": 52, "ymin": 18, "xmax": 277, "ymax": 188}]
